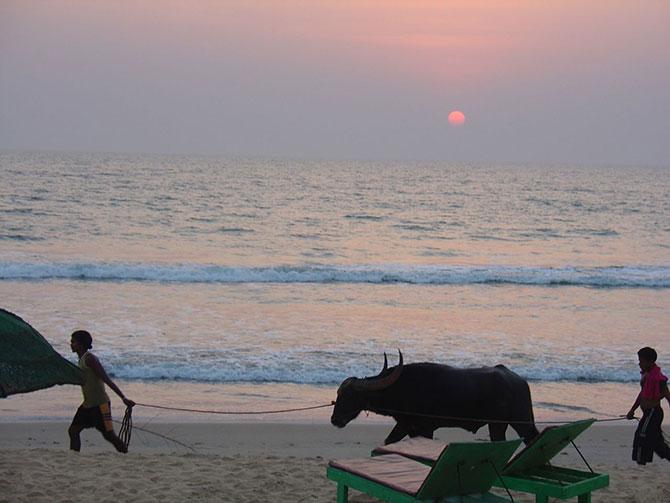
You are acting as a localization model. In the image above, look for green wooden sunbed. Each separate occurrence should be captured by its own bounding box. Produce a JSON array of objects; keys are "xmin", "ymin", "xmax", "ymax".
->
[
  {"xmin": 371, "ymin": 419, "xmax": 609, "ymax": 503},
  {"xmin": 327, "ymin": 439, "xmax": 521, "ymax": 502}
]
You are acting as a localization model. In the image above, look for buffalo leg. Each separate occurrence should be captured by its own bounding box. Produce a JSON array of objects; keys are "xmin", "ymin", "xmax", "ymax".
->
[
  {"xmin": 511, "ymin": 422, "xmax": 540, "ymax": 444},
  {"xmin": 409, "ymin": 425, "xmax": 434, "ymax": 440},
  {"xmin": 488, "ymin": 422, "xmax": 508, "ymax": 441},
  {"xmin": 384, "ymin": 423, "xmax": 409, "ymax": 444}
]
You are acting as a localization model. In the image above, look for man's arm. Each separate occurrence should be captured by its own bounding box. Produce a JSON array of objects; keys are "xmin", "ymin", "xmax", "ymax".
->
[
  {"xmin": 85, "ymin": 353, "xmax": 135, "ymax": 408},
  {"xmin": 627, "ymin": 391, "xmax": 641, "ymax": 419}
]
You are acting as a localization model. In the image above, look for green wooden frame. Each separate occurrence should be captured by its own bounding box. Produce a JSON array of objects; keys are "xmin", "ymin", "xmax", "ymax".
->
[
  {"xmin": 370, "ymin": 420, "xmax": 609, "ymax": 503},
  {"xmin": 327, "ymin": 440, "xmax": 521, "ymax": 503},
  {"xmin": 500, "ymin": 465, "xmax": 607, "ymax": 503},
  {"xmin": 497, "ymin": 419, "xmax": 609, "ymax": 503}
]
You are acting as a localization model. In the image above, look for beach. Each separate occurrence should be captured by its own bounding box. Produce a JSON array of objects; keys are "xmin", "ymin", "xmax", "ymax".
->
[{"xmin": 1, "ymin": 420, "xmax": 669, "ymax": 502}]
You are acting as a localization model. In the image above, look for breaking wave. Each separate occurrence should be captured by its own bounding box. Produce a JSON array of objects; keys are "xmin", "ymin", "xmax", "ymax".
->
[
  {"xmin": 102, "ymin": 359, "xmax": 640, "ymax": 385},
  {"xmin": 1, "ymin": 261, "xmax": 668, "ymax": 287}
]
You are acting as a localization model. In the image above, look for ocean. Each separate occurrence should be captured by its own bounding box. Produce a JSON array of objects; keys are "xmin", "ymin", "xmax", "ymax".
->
[{"xmin": 1, "ymin": 151, "xmax": 668, "ymax": 426}]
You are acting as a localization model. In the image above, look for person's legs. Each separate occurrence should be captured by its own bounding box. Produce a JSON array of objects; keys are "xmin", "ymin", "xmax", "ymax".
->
[
  {"xmin": 68, "ymin": 422, "xmax": 84, "ymax": 451},
  {"xmin": 653, "ymin": 434, "xmax": 670, "ymax": 460},
  {"xmin": 94, "ymin": 402, "xmax": 127, "ymax": 453},
  {"xmin": 101, "ymin": 430, "xmax": 127, "ymax": 453},
  {"xmin": 68, "ymin": 406, "xmax": 89, "ymax": 451},
  {"xmin": 632, "ymin": 409, "xmax": 656, "ymax": 464},
  {"xmin": 649, "ymin": 408, "xmax": 670, "ymax": 461}
]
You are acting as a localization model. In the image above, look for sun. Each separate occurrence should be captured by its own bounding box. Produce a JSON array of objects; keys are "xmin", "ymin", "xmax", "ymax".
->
[{"xmin": 448, "ymin": 110, "xmax": 466, "ymax": 126}]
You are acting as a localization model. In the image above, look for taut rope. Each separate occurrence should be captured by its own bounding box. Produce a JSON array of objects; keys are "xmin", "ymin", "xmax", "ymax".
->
[
  {"xmin": 117, "ymin": 400, "xmax": 634, "ymax": 452},
  {"xmin": 135, "ymin": 401, "xmax": 334, "ymax": 415}
]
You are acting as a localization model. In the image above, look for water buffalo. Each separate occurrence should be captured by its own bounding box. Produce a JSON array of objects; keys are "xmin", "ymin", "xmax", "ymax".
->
[{"xmin": 331, "ymin": 351, "xmax": 539, "ymax": 445}]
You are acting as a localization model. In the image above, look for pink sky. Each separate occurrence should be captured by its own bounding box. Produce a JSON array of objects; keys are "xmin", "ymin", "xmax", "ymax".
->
[{"xmin": 1, "ymin": 1, "xmax": 668, "ymax": 164}]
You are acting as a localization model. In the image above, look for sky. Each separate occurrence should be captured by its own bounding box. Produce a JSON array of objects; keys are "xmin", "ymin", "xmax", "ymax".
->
[{"xmin": 1, "ymin": 1, "xmax": 669, "ymax": 165}]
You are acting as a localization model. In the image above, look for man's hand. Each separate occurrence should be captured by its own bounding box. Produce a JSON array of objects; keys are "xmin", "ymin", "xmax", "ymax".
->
[
  {"xmin": 626, "ymin": 410, "xmax": 635, "ymax": 420},
  {"xmin": 123, "ymin": 397, "xmax": 136, "ymax": 408}
]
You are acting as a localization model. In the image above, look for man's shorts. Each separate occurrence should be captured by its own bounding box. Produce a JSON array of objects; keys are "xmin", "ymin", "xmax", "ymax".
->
[{"xmin": 70, "ymin": 402, "xmax": 114, "ymax": 433}]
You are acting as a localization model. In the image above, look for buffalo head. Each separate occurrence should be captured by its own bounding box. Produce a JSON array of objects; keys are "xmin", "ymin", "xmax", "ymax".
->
[{"xmin": 331, "ymin": 350, "xmax": 403, "ymax": 428}]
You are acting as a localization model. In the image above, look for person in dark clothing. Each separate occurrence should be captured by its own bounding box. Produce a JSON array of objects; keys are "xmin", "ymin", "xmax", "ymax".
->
[
  {"xmin": 626, "ymin": 346, "xmax": 670, "ymax": 464},
  {"xmin": 68, "ymin": 330, "xmax": 135, "ymax": 452}
]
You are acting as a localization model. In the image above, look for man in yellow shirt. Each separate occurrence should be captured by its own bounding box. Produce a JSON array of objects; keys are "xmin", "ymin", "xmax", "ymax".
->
[{"xmin": 68, "ymin": 330, "xmax": 135, "ymax": 452}]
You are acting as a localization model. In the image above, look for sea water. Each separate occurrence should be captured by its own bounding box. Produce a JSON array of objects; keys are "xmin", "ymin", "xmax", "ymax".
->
[{"xmin": 0, "ymin": 152, "xmax": 668, "ymax": 425}]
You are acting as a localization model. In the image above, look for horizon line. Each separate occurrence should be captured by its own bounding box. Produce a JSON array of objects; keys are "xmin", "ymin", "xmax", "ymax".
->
[{"xmin": 1, "ymin": 147, "xmax": 668, "ymax": 170}]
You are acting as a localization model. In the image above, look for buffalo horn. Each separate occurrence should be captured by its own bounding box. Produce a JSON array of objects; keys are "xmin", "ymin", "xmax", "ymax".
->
[{"xmin": 355, "ymin": 350, "xmax": 403, "ymax": 391}]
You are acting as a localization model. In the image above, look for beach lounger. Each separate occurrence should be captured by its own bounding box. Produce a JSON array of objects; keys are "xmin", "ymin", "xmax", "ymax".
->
[
  {"xmin": 372, "ymin": 419, "xmax": 609, "ymax": 503},
  {"xmin": 327, "ymin": 439, "xmax": 521, "ymax": 502}
]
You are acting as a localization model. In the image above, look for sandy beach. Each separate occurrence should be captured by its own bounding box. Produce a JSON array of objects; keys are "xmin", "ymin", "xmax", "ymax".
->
[{"xmin": 1, "ymin": 421, "xmax": 668, "ymax": 502}]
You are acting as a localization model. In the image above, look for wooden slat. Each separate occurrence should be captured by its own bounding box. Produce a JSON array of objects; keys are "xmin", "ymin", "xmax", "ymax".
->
[
  {"xmin": 329, "ymin": 455, "xmax": 428, "ymax": 495},
  {"xmin": 372, "ymin": 437, "xmax": 447, "ymax": 465}
]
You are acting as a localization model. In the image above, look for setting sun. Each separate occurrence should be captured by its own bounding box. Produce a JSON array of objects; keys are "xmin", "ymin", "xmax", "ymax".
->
[{"xmin": 448, "ymin": 110, "xmax": 466, "ymax": 126}]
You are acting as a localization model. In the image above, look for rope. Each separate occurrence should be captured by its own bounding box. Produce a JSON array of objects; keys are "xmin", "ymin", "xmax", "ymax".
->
[
  {"xmin": 112, "ymin": 415, "xmax": 196, "ymax": 452},
  {"xmin": 488, "ymin": 460, "xmax": 514, "ymax": 502},
  {"xmin": 366, "ymin": 407, "xmax": 633, "ymax": 425},
  {"xmin": 133, "ymin": 400, "xmax": 634, "ymax": 425},
  {"xmin": 118, "ymin": 406, "xmax": 133, "ymax": 450},
  {"xmin": 121, "ymin": 400, "xmax": 641, "ymax": 458},
  {"xmin": 131, "ymin": 400, "xmax": 628, "ymax": 440},
  {"xmin": 115, "ymin": 402, "xmax": 335, "ymax": 453},
  {"xmin": 136, "ymin": 401, "xmax": 334, "ymax": 415}
]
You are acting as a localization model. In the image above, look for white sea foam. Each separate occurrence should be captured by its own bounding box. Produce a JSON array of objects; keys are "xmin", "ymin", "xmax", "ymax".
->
[
  {"xmin": 1, "ymin": 261, "xmax": 668, "ymax": 287},
  {"xmin": 96, "ymin": 346, "xmax": 639, "ymax": 386},
  {"xmin": 105, "ymin": 358, "xmax": 638, "ymax": 385}
]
